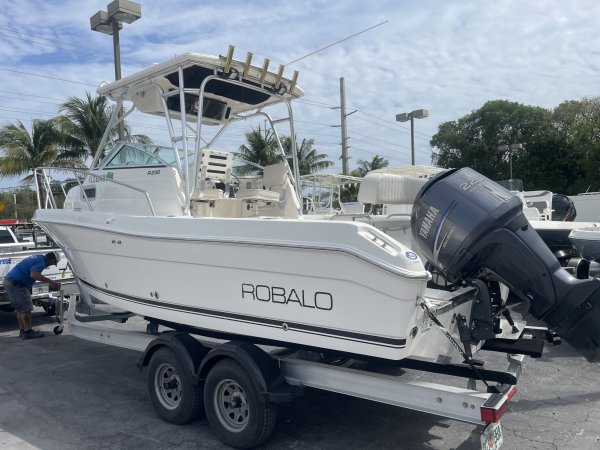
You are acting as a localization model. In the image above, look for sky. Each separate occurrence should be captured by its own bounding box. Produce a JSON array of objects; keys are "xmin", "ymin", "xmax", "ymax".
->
[{"xmin": 0, "ymin": 0, "xmax": 599, "ymax": 189}]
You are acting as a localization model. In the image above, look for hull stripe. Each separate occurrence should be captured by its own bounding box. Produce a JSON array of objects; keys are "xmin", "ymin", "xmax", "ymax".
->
[{"xmin": 79, "ymin": 279, "xmax": 407, "ymax": 349}]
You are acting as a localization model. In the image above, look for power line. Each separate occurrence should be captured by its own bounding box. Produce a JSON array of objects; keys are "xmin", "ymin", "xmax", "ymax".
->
[
  {"xmin": 0, "ymin": 27, "xmax": 148, "ymax": 68},
  {"xmin": 0, "ymin": 26, "xmax": 102, "ymax": 54},
  {"xmin": 0, "ymin": 62, "xmax": 432, "ymax": 150},
  {"xmin": 297, "ymin": 98, "xmax": 338, "ymax": 109},
  {"xmin": 349, "ymin": 130, "xmax": 411, "ymax": 150},
  {"xmin": 0, "ymin": 67, "xmax": 97, "ymax": 87},
  {"xmin": 0, "ymin": 82, "xmax": 435, "ymax": 166},
  {"xmin": 298, "ymin": 96, "xmax": 432, "ymax": 141},
  {"xmin": 353, "ymin": 110, "xmax": 432, "ymax": 140},
  {"xmin": 0, "ymin": 90, "xmax": 66, "ymax": 102},
  {"xmin": 0, "ymin": 95, "xmax": 62, "ymax": 107},
  {"xmin": 350, "ymin": 146, "xmax": 408, "ymax": 164},
  {"xmin": 0, "ymin": 31, "xmax": 97, "ymax": 55},
  {"xmin": 0, "ymin": 106, "xmax": 56, "ymax": 116}
]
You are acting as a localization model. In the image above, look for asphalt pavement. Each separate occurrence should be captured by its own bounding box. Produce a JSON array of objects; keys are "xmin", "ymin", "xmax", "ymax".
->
[{"xmin": 1, "ymin": 305, "xmax": 600, "ymax": 450}]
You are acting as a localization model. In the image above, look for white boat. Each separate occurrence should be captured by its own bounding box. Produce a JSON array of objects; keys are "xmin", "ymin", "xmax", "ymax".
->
[
  {"xmin": 300, "ymin": 166, "xmax": 444, "ymax": 253},
  {"xmin": 485, "ymin": 179, "xmax": 600, "ymax": 279},
  {"xmin": 569, "ymin": 191, "xmax": 600, "ymax": 222},
  {"xmin": 569, "ymin": 226, "xmax": 600, "ymax": 261},
  {"xmin": 32, "ymin": 50, "xmax": 600, "ymax": 364},
  {"xmin": 301, "ymin": 169, "xmax": 596, "ymax": 270}
]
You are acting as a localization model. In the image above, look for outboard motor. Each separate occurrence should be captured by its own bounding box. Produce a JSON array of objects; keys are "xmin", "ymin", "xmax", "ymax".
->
[
  {"xmin": 411, "ymin": 167, "xmax": 600, "ymax": 362},
  {"xmin": 552, "ymin": 194, "xmax": 577, "ymax": 221}
]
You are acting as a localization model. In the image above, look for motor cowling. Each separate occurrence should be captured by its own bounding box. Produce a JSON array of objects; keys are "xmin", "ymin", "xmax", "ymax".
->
[
  {"xmin": 552, "ymin": 194, "xmax": 577, "ymax": 221},
  {"xmin": 411, "ymin": 167, "xmax": 600, "ymax": 362}
]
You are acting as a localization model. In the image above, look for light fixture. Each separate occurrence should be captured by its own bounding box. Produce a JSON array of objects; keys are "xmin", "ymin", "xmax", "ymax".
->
[
  {"xmin": 90, "ymin": 0, "xmax": 141, "ymax": 142},
  {"xmin": 107, "ymin": 0, "xmax": 142, "ymax": 24},
  {"xmin": 396, "ymin": 109, "xmax": 429, "ymax": 165},
  {"xmin": 90, "ymin": 11, "xmax": 121, "ymax": 35}
]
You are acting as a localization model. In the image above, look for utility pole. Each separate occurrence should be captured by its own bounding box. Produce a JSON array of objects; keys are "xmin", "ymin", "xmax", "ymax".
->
[
  {"xmin": 340, "ymin": 77, "xmax": 349, "ymax": 175},
  {"xmin": 335, "ymin": 77, "xmax": 357, "ymax": 175}
]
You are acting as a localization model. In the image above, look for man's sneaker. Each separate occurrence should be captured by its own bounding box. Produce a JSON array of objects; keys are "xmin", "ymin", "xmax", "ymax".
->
[
  {"xmin": 19, "ymin": 328, "xmax": 41, "ymax": 338},
  {"xmin": 21, "ymin": 329, "xmax": 44, "ymax": 339}
]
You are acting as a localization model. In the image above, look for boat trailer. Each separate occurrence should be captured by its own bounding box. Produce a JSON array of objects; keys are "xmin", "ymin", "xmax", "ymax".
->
[{"xmin": 48, "ymin": 288, "xmax": 554, "ymax": 450}]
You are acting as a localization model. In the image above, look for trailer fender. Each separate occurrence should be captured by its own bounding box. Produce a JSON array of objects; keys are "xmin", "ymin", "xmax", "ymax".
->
[
  {"xmin": 137, "ymin": 331, "xmax": 209, "ymax": 378},
  {"xmin": 198, "ymin": 341, "xmax": 301, "ymax": 404}
]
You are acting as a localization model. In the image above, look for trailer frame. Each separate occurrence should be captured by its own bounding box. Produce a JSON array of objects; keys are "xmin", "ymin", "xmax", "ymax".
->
[{"xmin": 55, "ymin": 290, "xmax": 537, "ymax": 449}]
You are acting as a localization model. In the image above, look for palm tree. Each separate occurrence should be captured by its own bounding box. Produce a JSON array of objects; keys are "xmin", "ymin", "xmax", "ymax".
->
[
  {"xmin": 235, "ymin": 126, "xmax": 280, "ymax": 174},
  {"xmin": 0, "ymin": 119, "xmax": 85, "ymax": 184},
  {"xmin": 352, "ymin": 154, "xmax": 389, "ymax": 177},
  {"xmin": 281, "ymin": 135, "xmax": 334, "ymax": 175},
  {"xmin": 58, "ymin": 92, "xmax": 152, "ymax": 161}
]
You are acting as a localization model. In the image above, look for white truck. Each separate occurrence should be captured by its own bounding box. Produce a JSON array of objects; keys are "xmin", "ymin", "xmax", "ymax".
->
[{"xmin": 0, "ymin": 225, "xmax": 73, "ymax": 314}]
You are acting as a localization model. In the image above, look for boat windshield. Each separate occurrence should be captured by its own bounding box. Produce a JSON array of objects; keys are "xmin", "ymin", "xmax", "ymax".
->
[{"xmin": 97, "ymin": 143, "xmax": 194, "ymax": 169}]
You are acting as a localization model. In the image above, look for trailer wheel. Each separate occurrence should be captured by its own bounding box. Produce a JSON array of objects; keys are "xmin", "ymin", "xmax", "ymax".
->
[
  {"xmin": 204, "ymin": 359, "xmax": 277, "ymax": 449},
  {"xmin": 147, "ymin": 347, "xmax": 203, "ymax": 424}
]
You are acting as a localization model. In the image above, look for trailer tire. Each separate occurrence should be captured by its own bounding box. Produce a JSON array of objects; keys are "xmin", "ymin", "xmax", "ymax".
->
[
  {"xmin": 204, "ymin": 359, "xmax": 277, "ymax": 449},
  {"xmin": 147, "ymin": 347, "xmax": 203, "ymax": 424}
]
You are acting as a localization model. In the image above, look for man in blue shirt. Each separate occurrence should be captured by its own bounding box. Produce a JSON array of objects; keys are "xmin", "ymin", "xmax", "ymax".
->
[{"xmin": 5, "ymin": 251, "xmax": 61, "ymax": 339}]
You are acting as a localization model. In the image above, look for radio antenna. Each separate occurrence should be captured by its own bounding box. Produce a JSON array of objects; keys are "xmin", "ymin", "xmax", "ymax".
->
[{"xmin": 285, "ymin": 20, "xmax": 388, "ymax": 66}]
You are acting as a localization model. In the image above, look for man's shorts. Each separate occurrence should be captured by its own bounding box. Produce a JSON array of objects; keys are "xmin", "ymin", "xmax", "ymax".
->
[{"xmin": 4, "ymin": 279, "xmax": 33, "ymax": 313}]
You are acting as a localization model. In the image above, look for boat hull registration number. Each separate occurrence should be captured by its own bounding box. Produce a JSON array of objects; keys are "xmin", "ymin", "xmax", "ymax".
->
[{"xmin": 480, "ymin": 421, "xmax": 503, "ymax": 450}]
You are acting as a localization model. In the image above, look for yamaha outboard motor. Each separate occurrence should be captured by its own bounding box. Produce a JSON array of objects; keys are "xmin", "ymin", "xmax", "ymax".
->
[
  {"xmin": 552, "ymin": 194, "xmax": 577, "ymax": 221},
  {"xmin": 411, "ymin": 167, "xmax": 600, "ymax": 362}
]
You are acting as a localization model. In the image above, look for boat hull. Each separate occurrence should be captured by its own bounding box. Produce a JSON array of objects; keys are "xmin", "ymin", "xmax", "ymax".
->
[
  {"xmin": 569, "ymin": 227, "xmax": 600, "ymax": 261},
  {"xmin": 33, "ymin": 209, "xmax": 474, "ymax": 361}
]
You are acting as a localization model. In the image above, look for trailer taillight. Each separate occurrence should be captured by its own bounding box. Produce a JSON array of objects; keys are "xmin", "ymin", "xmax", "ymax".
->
[{"xmin": 481, "ymin": 386, "xmax": 517, "ymax": 423}]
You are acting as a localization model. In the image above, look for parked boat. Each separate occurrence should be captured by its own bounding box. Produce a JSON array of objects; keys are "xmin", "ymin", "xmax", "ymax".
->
[
  {"xmin": 569, "ymin": 226, "xmax": 600, "ymax": 261},
  {"xmin": 33, "ymin": 50, "xmax": 600, "ymax": 363},
  {"xmin": 302, "ymin": 169, "xmax": 598, "ymax": 278},
  {"xmin": 569, "ymin": 191, "xmax": 600, "ymax": 222}
]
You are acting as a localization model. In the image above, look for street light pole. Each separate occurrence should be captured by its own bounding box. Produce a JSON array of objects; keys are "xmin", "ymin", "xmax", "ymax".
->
[
  {"xmin": 111, "ymin": 20, "xmax": 125, "ymax": 141},
  {"xmin": 90, "ymin": 1, "xmax": 142, "ymax": 142},
  {"xmin": 396, "ymin": 109, "xmax": 429, "ymax": 165},
  {"xmin": 409, "ymin": 115, "xmax": 415, "ymax": 166}
]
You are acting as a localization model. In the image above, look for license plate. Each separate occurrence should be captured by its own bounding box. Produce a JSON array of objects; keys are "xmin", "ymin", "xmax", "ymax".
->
[{"xmin": 481, "ymin": 421, "xmax": 503, "ymax": 450}]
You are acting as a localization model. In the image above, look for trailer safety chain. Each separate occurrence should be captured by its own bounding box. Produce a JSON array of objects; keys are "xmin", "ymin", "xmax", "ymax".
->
[{"xmin": 417, "ymin": 296, "xmax": 490, "ymax": 389}]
